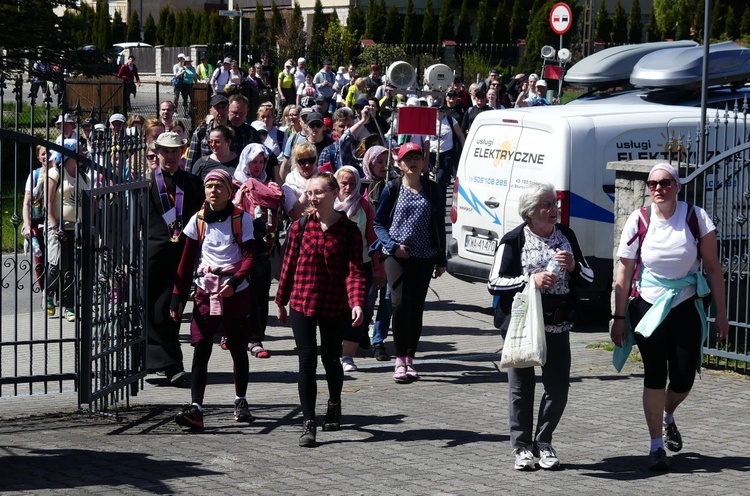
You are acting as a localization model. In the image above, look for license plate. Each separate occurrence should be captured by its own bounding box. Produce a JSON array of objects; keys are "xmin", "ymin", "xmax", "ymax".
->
[{"xmin": 464, "ymin": 234, "xmax": 497, "ymax": 255}]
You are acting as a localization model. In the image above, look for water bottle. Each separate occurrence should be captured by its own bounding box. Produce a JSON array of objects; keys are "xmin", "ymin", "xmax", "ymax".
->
[
  {"xmin": 546, "ymin": 254, "xmax": 562, "ymax": 276},
  {"xmin": 254, "ymin": 205, "xmax": 262, "ymax": 219},
  {"xmin": 31, "ymin": 237, "xmax": 42, "ymax": 258}
]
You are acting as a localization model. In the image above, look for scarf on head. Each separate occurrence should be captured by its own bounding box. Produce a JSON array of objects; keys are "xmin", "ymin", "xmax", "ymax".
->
[
  {"xmin": 236, "ymin": 143, "xmax": 268, "ymax": 183},
  {"xmin": 362, "ymin": 145, "xmax": 388, "ymax": 180},
  {"xmin": 649, "ymin": 162, "xmax": 682, "ymax": 192},
  {"xmin": 334, "ymin": 166, "xmax": 363, "ymax": 218}
]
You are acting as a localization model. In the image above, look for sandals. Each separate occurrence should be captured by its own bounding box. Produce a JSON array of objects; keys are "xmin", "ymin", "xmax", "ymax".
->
[{"xmin": 249, "ymin": 343, "xmax": 270, "ymax": 358}]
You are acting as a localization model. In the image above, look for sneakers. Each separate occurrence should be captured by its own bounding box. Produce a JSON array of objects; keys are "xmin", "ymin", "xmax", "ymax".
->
[
  {"xmin": 513, "ymin": 447, "xmax": 536, "ymax": 471},
  {"xmin": 299, "ymin": 420, "xmax": 317, "ymax": 447},
  {"xmin": 322, "ymin": 401, "xmax": 341, "ymax": 432},
  {"xmin": 175, "ymin": 404, "xmax": 204, "ymax": 429},
  {"xmin": 169, "ymin": 370, "xmax": 189, "ymax": 386},
  {"xmin": 405, "ymin": 358, "xmax": 419, "ymax": 381},
  {"xmin": 341, "ymin": 356, "xmax": 358, "ymax": 372},
  {"xmin": 43, "ymin": 296, "xmax": 55, "ymax": 316},
  {"xmin": 664, "ymin": 421, "xmax": 683, "ymax": 452},
  {"xmin": 373, "ymin": 344, "xmax": 390, "ymax": 361},
  {"xmin": 234, "ymin": 398, "xmax": 254, "ymax": 423},
  {"xmin": 536, "ymin": 443, "xmax": 560, "ymax": 470},
  {"xmin": 220, "ymin": 336, "xmax": 228, "ymax": 350},
  {"xmin": 393, "ymin": 363, "xmax": 408, "ymax": 383},
  {"xmin": 649, "ymin": 447, "xmax": 670, "ymax": 471},
  {"xmin": 64, "ymin": 309, "xmax": 76, "ymax": 322}
]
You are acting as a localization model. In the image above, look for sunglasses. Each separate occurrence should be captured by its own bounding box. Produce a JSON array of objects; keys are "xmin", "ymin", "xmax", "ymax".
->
[
  {"xmin": 308, "ymin": 121, "xmax": 323, "ymax": 129},
  {"xmin": 297, "ymin": 157, "xmax": 316, "ymax": 165},
  {"xmin": 647, "ymin": 179, "xmax": 674, "ymax": 190},
  {"xmin": 146, "ymin": 154, "xmax": 158, "ymax": 160}
]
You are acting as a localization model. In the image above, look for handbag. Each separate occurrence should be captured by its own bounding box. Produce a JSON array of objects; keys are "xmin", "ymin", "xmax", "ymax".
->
[{"xmin": 499, "ymin": 281, "xmax": 547, "ymax": 369}]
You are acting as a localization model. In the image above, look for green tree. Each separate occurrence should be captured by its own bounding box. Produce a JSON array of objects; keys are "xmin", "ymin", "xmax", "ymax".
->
[
  {"xmin": 271, "ymin": 1, "xmax": 284, "ymax": 34},
  {"xmin": 611, "ymin": 0, "xmax": 628, "ymax": 42},
  {"xmin": 174, "ymin": 11, "xmax": 185, "ymax": 47},
  {"xmin": 143, "ymin": 13, "xmax": 157, "ymax": 45},
  {"xmin": 724, "ymin": 6, "xmax": 740, "ymax": 39},
  {"xmin": 421, "ymin": 0, "xmax": 436, "ymax": 44},
  {"xmin": 165, "ymin": 9, "xmax": 176, "ymax": 46},
  {"xmin": 492, "ymin": 0, "xmax": 510, "ymax": 44},
  {"xmin": 184, "ymin": 7, "xmax": 196, "ymax": 45},
  {"xmin": 628, "ymin": 0, "xmax": 643, "ymax": 43},
  {"xmin": 252, "ymin": 3, "xmax": 270, "ymax": 53},
  {"xmin": 384, "ymin": 5, "xmax": 402, "ymax": 44},
  {"xmin": 674, "ymin": 2, "xmax": 693, "ymax": 40},
  {"xmin": 456, "ymin": 0, "xmax": 472, "ymax": 44},
  {"xmin": 438, "ymin": 0, "xmax": 454, "ymax": 42},
  {"xmin": 127, "ymin": 10, "xmax": 141, "ymax": 42},
  {"xmin": 402, "ymin": 0, "xmax": 419, "ymax": 44},
  {"xmin": 509, "ymin": 0, "xmax": 529, "ymax": 42},
  {"xmin": 741, "ymin": 7, "xmax": 750, "ymax": 39},
  {"xmin": 324, "ymin": 13, "xmax": 358, "ymax": 67},
  {"xmin": 282, "ymin": 2, "xmax": 306, "ymax": 60},
  {"xmin": 364, "ymin": 0, "xmax": 377, "ymax": 40},
  {"xmin": 710, "ymin": 0, "xmax": 726, "ymax": 39},
  {"xmin": 209, "ymin": 12, "xmax": 224, "ymax": 45},
  {"xmin": 518, "ymin": 0, "xmax": 557, "ymax": 75},
  {"xmin": 194, "ymin": 14, "xmax": 206, "ymax": 44},
  {"xmin": 309, "ymin": 0, "xmax": 326, "ymax": 64},
  {"xmin": 594, "ymin": 1, "xmax": 611, "ymax": 41},
  {"xmin": 645, "ymin": 3, "xmax": 661, "ymax": 41},
  {"xmin": 156, "ymin": 4, "xmax": 171, "ymax": 45},
  {"xmin": 652, "ymin": 0, "xmax": 677, "ymax": 39},
  {"xmin": 112, "ymin": 9, "xmax": 127, "ymax": 43},
  {"xmin": 96, "ymin": 0, "xmax": 112, "ymax": 50},
  {"xmin": 475, "ymin": 0, "xmax": 493, "ymax": 43},
  {"xmin": 346, "ymin": 4, "xmax": 366, "ymax": 42}
]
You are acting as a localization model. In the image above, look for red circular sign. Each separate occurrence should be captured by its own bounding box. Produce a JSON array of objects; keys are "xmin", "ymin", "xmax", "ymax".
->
[{"xmin": 550, "ymin": 3, "xmax": 573, "ymax": 35}]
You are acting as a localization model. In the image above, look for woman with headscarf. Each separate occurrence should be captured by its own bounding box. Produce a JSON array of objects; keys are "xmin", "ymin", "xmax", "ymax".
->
[
  {"xmin": 333, "ymin": 166, "xmax": 384, "ymax": 372},
  {"xmin": 612, "ymin": 163, "xmax": 728, "ymax": 472}
]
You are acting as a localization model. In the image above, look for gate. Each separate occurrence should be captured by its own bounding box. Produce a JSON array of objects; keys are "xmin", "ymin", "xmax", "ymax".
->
[
  {"xmin": 674, "ymin": 102, "xmax": 750, "ymax": 373},
  {"xmin": 0, "ymin": 75, "xmax": 149, "ymax": 411}
]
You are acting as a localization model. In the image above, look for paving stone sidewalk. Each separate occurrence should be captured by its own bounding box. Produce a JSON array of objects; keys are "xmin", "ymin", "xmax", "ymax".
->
[{"xmin": 1, "ymin": 275, "xmax": 748, "ymax": 495}]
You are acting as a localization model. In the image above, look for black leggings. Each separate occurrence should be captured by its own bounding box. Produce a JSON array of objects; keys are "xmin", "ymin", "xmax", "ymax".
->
[
  {"xmin": 190, "ymin": 335, "xmax": 249, "ymax": 405},
  {"xmin": 630, "ymin": 297, "xmax": 702, "ymax": 393},
  {"xmin": 289, "ymin": 308, "xmax": 347, "ymax": 421}
]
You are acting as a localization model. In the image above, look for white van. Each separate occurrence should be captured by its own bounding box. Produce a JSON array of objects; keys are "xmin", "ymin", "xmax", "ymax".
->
[{"xmin": 446, "ymin": 104, "xmax": 712, "ymax": 301}]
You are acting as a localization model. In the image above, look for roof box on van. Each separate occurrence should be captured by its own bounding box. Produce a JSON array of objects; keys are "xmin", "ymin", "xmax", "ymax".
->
[
  {"xmin": 630, "ymin": 41, "xmax": 750, "ymax": 89},
  {"xmin": 565, "ymin": 41, "xmax": 698, "ymax": 89}
]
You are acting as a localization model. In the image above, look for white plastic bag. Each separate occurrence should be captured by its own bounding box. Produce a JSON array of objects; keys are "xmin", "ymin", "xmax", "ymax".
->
[{"xmin": 500, "ymin": 281, "xmax": 547, "ymax": 369}]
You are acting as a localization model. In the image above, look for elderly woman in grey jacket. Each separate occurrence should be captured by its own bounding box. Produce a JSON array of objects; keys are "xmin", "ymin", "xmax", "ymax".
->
[{"xmin": 488, "ymin": 182, "xmax": 594, "ymax": 471}]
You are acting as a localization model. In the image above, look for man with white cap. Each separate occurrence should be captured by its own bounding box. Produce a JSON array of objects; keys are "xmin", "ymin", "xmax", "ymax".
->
[
  {"xmin": 54, "ymin": 113, "xmax": 77, "ymax": 145},
  {"xmin": 146, "ymin": 132, "xmax": 205, "ymax": 386},
  {"xmin": 209, "ymin": 57, "xmax": 233, "ymax": 95},
  {"xmin": 109, "ymin": 113, "xmax": 126, "ymax": 137},
  {"xmin": 293, "ymin": 57, "xmax": 307, "ymax": 88}
]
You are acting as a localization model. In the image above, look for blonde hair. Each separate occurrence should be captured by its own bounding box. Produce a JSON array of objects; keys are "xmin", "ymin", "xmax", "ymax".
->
[{"xmin": 292, "ymin": 141, "xmax": 317, "ymax": 164}]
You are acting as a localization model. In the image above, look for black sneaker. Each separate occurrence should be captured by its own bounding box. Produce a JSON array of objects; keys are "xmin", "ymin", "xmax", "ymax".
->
[
  {"xmin": 234, "ymin": 398, "xmax": 254, "ymax": 423},
  {"xmin": 373, "ymin": 344, "xmax": 391, "ymax": 361},
  {"xmin": 664, "ymin": 421, "xmax": 683, "ymax": 452},
  {"xmin": 299, "ymin": 420, "xmax": 317, "ymax": 447},
  {"xmin": 648, "ymin": 447, "xmax": 669, "ymax": 472},
  {"xmin": 175, "ymin": 404, "xmax": 204, "ymax": 429},
  {"xmin": 322, "ymin": 401, "xmax": 341, "ymax": 431}
]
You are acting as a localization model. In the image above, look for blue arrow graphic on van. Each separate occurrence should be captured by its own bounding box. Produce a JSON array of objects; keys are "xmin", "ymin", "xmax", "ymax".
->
[{"xmin": 458, "ymin": 184, "xmax": 502, "ymax": 225}]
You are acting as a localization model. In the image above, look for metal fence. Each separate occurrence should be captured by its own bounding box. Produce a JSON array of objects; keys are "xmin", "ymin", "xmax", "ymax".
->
[
  {"xmin": 674, "ymin": 100, "xmax": 750, "ymax": 372},
  {"xmin": 0, "ymin": 82, "xmax": 151, "ymax": 411}
]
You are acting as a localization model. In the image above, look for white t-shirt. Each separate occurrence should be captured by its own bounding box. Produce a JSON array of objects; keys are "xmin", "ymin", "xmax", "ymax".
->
[
  {"xmin": 282, "ymin": 183, "xmax": 303, "ymax": 214},
  {"xmin": 429, "ymin": 116, "xmax": 456, "ymax": 153},
  {"xmin": 617, "ymin": 202, "xmax": 714, "ymax": 305},
  {"xmin": 183, "ymin": 210, "xmax": 255, "ymax": 292}
]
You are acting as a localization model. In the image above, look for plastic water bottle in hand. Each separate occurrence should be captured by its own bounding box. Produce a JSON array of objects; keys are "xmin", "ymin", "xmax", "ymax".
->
[
  {"xmin": 31, "ymin": 237, "xmax": 42, "ymax": 257},
  {"xmin": 546, "ymin": 253, "xmax": 563, "ymax": 278}
]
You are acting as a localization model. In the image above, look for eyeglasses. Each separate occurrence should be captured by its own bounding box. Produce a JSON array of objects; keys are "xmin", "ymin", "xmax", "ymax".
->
[
  {"xmin": 647, "ymin": 179, "xmax": 674, "ymax": 190},
  {"xmin": 308, "ymin": 122, "xmax": 323, "ymax": 129},
  {"xmin": 538, "ymin": 199, "xmax": 560, "ymax": 210},
  {"xmin": 304, "ymin": 189, "xmax": 331, "ymax": 198},
  {"xmin": 146, "ymin": 154, "xmax": 158, "ymax": 160},
  {"xmin": 297, "ymin": 157, "xmax": 316, "ymax": 165}
]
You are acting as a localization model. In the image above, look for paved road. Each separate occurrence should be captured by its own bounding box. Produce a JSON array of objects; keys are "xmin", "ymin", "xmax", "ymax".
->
[{"xmin": 0, "ymin": 273, "xmax": 748, "ymax": 495}]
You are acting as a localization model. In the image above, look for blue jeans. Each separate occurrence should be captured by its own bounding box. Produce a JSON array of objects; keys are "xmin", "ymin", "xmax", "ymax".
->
[{"xmin": 366, "ymin": 282, "xmax": 392, "ymax": 347}]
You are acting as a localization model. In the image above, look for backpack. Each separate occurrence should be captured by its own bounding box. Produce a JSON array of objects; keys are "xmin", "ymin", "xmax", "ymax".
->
[
  {"xmin": 232, "ymin": 178, "xmax": 284, "ymax": 250},
  {"xmin": 625, "ymin": 204, "xmax": 704, "ymax": 301},
  {"xmin": 195, "ymin": 205, "xmax": 245, "ymax": 247}
]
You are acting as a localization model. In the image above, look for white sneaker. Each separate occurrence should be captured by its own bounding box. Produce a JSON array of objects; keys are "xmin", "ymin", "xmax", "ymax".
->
[
  {"xmin": 341, "ymin": 356, "xmax": 358, "ymax": 372},
  {"xmin": 536, "ymin": 443, "xmax": 560, "ymax": 470},
  {"xmin": 513, "ymin": 447, "xmax": 535, "ymax": 471}
]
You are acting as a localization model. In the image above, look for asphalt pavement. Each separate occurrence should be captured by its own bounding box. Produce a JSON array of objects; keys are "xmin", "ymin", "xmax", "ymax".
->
[{"xmin": 0, "ymin": 272, "xmax": 748, "ymax": 495}]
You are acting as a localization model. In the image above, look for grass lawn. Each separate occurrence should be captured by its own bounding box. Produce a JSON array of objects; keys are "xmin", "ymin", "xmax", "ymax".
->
[{"xmin": 1, "ymin": 188, "xmax": 24, "ymax": 252}]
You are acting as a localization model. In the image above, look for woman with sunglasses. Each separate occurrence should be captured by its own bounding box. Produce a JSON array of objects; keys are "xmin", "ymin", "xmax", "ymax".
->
[
  {"xmin": 373, "ymin": 142, "xmax": 447, "ymax": 384},
  {"xmin": 275, "ymin": 171, "xmax": 366, "ymax": 447},
  {"xmin": 282, "ymin": 142, "xmax": 319, "ymax": 221},
  {"xmin": 612, "ymin": 163, "xmax": 728, "ymax": 472},
  {"xmin": 488, "ymin": 182, "xmax": 593, "ymax": 471},
  {"xmin": 190, "ymin": 125, "xmax": 239, "ymax": 180}
]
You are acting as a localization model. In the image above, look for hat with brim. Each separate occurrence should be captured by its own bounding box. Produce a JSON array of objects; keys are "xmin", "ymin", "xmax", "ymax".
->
[
  {"xmin": 210, "ymin": 94, "xmax": 229, "ymax": 107},
  {"xmin": 109, "ymin": 113, "xmax": 126, "ymax": 124},
  {"xmin": 251, "ymin": 121, "xmax": 268, "ymax": 133},
  {"xmin": 177, "ymin": 53, "xmax": 186, "ymax": 59},
  {"xmin": 306, "ymin": 112, "xmax": 323, "ymax": 125},
  {"xmin": 153, "ymin": 131, "xmax": 187, "ymax": 149},
  {"xmin": 55, "ymin": 113, "xmax": 74, "ymax": 127},
  {"xmin": 396, "ymin": 142, "xmax": 422, "ymax": 161},
  {"xmin": 536, "ymin": 79, "xmax": 548, "ymax": 88},
  {"xmin": 223, "ymin": 57, "xmax": 232, "ymax": 64}
]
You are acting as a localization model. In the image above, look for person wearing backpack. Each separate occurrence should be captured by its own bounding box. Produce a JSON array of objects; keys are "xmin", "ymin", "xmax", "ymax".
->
[
  {"xmin": 230, "ymin": 143, "xmax": 284, "ymax": 358},
  {"xmin": 275, "ymin": 171, "xmax": 366, "ymax": 448},
  {"xmin": 611, "ymin": 162, "xmax": 728, "ymax": 472},
  {"xmin": 170, "ymin": 168, "xmax": 257, "ymax": 430}
]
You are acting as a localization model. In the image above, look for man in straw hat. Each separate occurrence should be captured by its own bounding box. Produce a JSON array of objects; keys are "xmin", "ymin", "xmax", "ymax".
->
[{"xmin": 146, "ymin": 132, "xmax": 204, "ymax": 386}]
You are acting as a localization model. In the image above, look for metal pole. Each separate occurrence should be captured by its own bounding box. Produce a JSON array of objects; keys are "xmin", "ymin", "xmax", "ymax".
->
[
  {"xmin": 558, "ymin": 34, "xmax": 563, "ymax": 100},
  {"xmin": 239, "ymin": 12, "xmax": 243, "ymax": 71},
  {"xmin": 699, "ymin": 0, "xmax": 712, "ymax": 166}
]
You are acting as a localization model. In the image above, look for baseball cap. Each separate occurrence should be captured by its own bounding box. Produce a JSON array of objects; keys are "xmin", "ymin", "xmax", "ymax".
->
[
  {"xmin": 396, "ymin": 142, "xmax": 422, "ymax": 161},
  {"xmin": 354, "ymin": 97, "xmax": 368, "ymax": 109},
  {"xmin": 251, "ymin": 121, "xmax": 268, "ymax": 133},
  {"xmin": 446, "ymin": 90, "xmax": 458, "ymax": 97},
  {"xmin": 109, "ymin": 113, "xmax": 126, "ymax": 124},
  {"xmin": 210, "ymin": 94, "xmax": 229, "ymax": 107},
  {"xmin": 298, "ymin": 57, "xmax": 306, "ymax": 64},
  {"xmin": 177, "ymin": 53, "xmax": 185, "ymax": 59},
  {"xmin": 536, "ymin": 79, "xmax": 548, "ymax": 87},
  {"xmin": 299, "ymin": 107, "xmax": 313, "ymax": 122},
  {"xmin": 306, "ymin": 112, "xmax": 323, "ymax": 125},
  {"xmin": 406, "ymin": 97, "xmax": 420, "ymax": 107},
  {"xmin": 94, "ymin": 123, "xmax": 106, "ymax": 132},
  {"xmin": 223, "ymin": 57, "xmax": 232, "ymax": 64}
]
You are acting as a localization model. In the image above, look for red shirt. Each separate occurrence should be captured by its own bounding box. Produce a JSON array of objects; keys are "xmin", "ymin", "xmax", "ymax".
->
[{"xmin": 275, "ymin": 213, "xmax": 365, "ymax": 317}]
